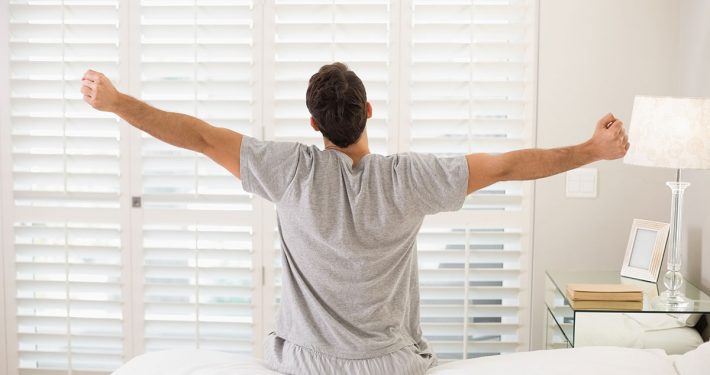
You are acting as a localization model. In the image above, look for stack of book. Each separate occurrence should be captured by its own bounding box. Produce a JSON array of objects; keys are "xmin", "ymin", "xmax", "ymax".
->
[{"xmin": 566, "ymin": 283, "xmax": 644, "ymax": 310}]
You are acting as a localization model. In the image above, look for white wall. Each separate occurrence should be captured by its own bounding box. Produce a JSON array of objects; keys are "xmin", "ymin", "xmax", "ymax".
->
[
  {"xmin": 531, "ymin": 0, "xmax": 689, "ymax": 349},
  {"xmin": 677, "ymin": 0, "xmax": 710, "ymax": 295}
]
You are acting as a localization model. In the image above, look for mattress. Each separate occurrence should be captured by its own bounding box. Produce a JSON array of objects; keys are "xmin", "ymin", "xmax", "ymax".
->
[{"xmin": 112, "ymin": 341, "xmax": 710, "ymax": 375}]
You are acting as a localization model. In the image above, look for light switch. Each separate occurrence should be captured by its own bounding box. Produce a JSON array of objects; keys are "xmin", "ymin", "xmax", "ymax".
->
[{"xmin": 566, "ymin": 168, "xmax": 597, "ymax": 198}]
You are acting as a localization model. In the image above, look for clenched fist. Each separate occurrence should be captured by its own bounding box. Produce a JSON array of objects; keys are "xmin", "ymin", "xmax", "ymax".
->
[
  {"xmin": 81, "ymin": 70, "xmax": 122, "ymax": 112},
  {"xmin": 587, "ymin": 113, "xmax": 630, "ymax": 160}
]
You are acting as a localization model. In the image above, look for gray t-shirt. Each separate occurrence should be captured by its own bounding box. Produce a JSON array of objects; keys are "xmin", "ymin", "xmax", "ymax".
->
[{"xmin": 240, "ymin": 136, "xmax": 468, "ymax": 360}]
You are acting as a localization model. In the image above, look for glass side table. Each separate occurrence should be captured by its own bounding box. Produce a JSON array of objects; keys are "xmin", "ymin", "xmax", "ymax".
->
[{"xmin": 545, "ymin": 270, "xmax": 710, "ymax": 350}]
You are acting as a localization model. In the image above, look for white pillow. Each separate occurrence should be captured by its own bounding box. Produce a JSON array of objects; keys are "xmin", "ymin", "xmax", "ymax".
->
[
  {"xmin": 668, "ymin": 313, "xmax": 703, "ymax": 327},
  {"xmin": 643, "ymin": 327, "xmax": 704, "ymax": 355},
  {"xmin": 574, "ymin": 313, "xmax": 703, "ymax": 354},
  {"xmin": 673, "ymin": 341, "xmax": 710, "ymax": 375},
  {"xmin": 625, "ymin": 313, "xmax": 687, "ymax": 331}
]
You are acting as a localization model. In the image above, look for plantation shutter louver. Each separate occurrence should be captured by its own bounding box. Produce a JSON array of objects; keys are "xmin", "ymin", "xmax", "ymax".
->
[
  {"xmin": 138, "ymin": 0, "xmax": 260, "ymax": 355},
  {"xmin": 8, "ymin": 0, "xmax": 124, "ymax": 372},
  {"xmin": 270, "ymin": 0, "xmax": 390, "ymax": 153},
  {"xmin": 14, "ymin": 222, "xmax": 123, "ymax": 372},
  {"xmin": 410, "ymin": 0, "xmax": 535, "ymax": 360}
]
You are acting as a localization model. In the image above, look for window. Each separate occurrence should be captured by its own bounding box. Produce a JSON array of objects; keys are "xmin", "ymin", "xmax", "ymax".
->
[
  {"xmin": 409, "ymin": 0, "xmax": 535, "ymax": 359},
  {"xmin": 6, "ymin": 0, "xmax": 125, "ymax": 372},
  {"xmin": 137, "ymin": 0, "xmax": 259, "ymax": 356},
  {"xmin": 1, "ymin": 0, "xmax": 537, "ymax": 372}
]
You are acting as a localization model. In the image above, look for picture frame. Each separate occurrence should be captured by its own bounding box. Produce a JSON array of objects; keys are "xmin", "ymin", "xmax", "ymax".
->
[{"xmin": 620, "ymin": 219, "xmax": 670, "ymax": 283}]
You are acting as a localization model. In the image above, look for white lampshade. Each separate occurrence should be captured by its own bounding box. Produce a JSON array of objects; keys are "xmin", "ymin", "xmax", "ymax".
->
[{"xmin": 624, "ymin": 96, "xmax": 710, "ymax": 169}]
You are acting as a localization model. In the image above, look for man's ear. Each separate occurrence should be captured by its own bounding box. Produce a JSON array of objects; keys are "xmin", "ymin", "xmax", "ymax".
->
[
  {"xmin": 310, "ymin": 117, "xmax": 319, "ymax": 132},
  {"xmin": 366, "ymin": 102, "xmax": 372, "ymax": 119}
]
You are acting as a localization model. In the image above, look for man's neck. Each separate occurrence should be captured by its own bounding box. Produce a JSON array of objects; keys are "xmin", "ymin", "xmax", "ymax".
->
[{"xmin": 323, "ymin": 132, "xmax": 370, "ymax": 167}]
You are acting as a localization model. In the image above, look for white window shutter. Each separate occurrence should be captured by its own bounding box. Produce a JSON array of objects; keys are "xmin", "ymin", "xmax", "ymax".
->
[
  {"xmin": 139, "ymin": 0, "xmax": 255, "ymax": 211},
  {"xmin": 411, "ymin": 0, "xmax": 535, "ymax": 360},
  {"xmin": 141, "ymin": 224, "xmax": 256, "ymax": 354},
  {"xmin": 138, "ymin": 0, "xmax": 260, "ymax": 356},
  {"xmin": 14, "ymin": 222, "xmax": 124, "ymax": 372},
  {"xmin": 8, "ymin": 0, "xmax": 125, "ymax": 372},
  {"xmin": 270, "ymin": 0, "xmax": 390, "ymax": 155}
]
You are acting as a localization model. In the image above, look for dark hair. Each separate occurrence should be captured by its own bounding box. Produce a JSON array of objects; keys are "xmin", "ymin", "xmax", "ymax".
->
[{"xmin": 306, "ymin": 62, "xmax": 368, "ymax": 148}]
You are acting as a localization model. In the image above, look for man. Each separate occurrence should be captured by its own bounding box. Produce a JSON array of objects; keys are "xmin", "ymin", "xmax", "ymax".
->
[{"xmin": 81, "ymin": 63, "xmax": 629, "ymax": 374}]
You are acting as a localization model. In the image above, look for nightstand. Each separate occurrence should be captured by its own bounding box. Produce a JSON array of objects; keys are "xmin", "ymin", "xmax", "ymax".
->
[{"xmin": 545, "ymin": 270, "xmax": 710, "ymax": 350}]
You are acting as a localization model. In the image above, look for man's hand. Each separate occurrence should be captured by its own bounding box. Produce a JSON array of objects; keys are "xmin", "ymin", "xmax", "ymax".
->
[
  {"xmin": 585, "ymin": 113, "xmax": 630, "ymax": 160},
  {"xmin": 81, "ymin": 70, "xmax": 122, "ymax": 112}
]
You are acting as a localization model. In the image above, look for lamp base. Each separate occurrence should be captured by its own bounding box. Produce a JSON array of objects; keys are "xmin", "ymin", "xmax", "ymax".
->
[
  {"xmin": 652, "ymin": 291, "xmax": 693, "ymax": 310},
  {"xmin": 655, "ymin": 172, "xmax": 692, "ymax": 312}
]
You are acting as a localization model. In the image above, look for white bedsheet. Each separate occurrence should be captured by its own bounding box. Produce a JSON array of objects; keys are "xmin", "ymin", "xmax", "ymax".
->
[{"xmin": 112, "ymin": 342, "xmax": 710, "ymax": 375}]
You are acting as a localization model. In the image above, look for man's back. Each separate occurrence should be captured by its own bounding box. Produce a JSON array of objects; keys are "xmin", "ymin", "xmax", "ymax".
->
[{"xmin": 240, "ymin": 136, "xmax": 468, "ymax": 373}]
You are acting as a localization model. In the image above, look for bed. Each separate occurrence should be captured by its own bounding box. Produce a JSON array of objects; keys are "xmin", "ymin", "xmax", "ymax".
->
[{"xmin": 112, "ymin": 341, "xmax": 709, "ymax": 375}]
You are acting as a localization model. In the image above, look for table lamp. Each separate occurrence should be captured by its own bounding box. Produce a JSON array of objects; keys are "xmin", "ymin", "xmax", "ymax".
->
[{"xmin": 624, "ymin": 96, "xmax": 710, "ymax": 309}]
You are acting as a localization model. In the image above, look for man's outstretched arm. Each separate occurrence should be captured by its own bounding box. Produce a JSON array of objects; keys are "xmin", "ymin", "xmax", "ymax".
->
[
  {"xmin": 81, "ymin": 70, "xmax": 243, "ymax": 178},
  {"xmin": 466, "ymin": 113, "xmax": 629, "ymax": 194}
]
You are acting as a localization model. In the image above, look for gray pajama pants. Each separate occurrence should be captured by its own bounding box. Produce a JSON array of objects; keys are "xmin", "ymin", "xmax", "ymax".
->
[{"xmin": 263, "ymin": 334, "xmax": 437, "ymax": 375}]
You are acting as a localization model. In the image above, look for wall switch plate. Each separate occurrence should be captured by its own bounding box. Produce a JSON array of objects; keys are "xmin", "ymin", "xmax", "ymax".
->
[{"xmin": 566, "ymin": 168, "xmax": 597, "ymax": 198}]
